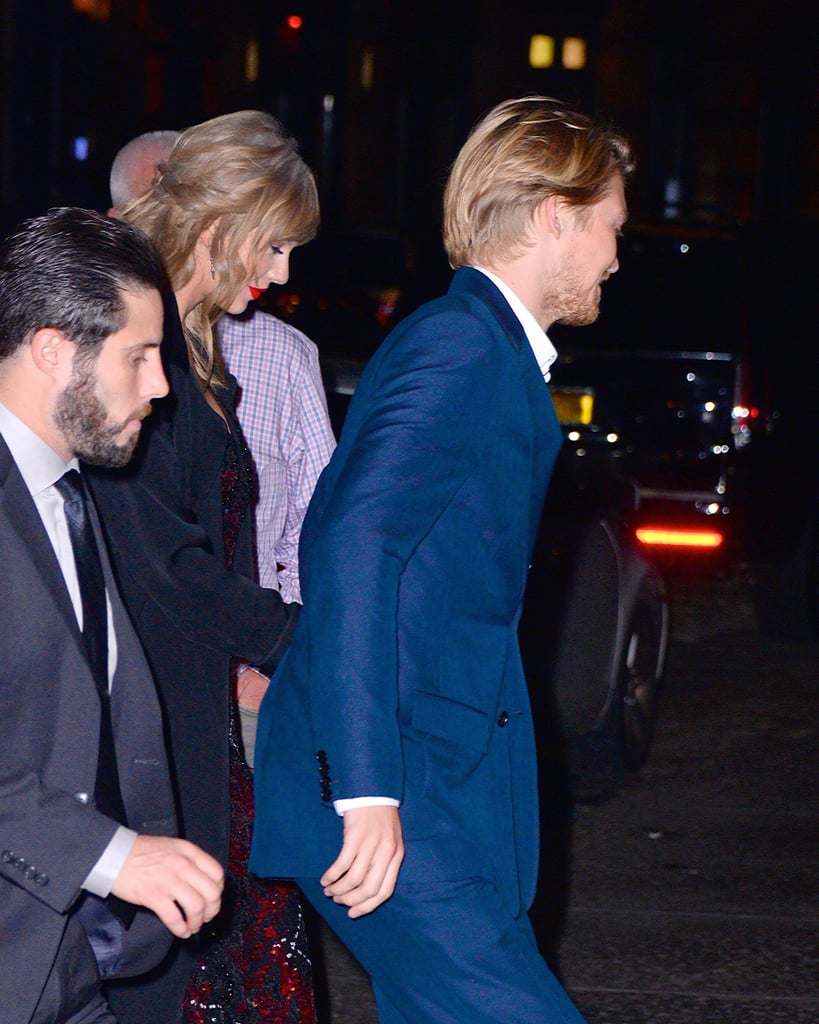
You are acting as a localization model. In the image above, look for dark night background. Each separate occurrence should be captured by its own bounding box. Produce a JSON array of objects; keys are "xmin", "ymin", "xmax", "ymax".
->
[{"xmin": 2, "ymin": 0, "xmax": 817, "ymax": 242}]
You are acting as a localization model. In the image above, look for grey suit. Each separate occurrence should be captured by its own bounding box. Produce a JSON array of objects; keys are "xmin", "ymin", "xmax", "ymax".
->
[{"xmin": 0, "ymin": 434, "xmax": 177, "ymax": 1024}]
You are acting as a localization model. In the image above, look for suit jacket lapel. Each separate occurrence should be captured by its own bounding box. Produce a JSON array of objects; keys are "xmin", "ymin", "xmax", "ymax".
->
[
  {"xmin": 449, "ymin": 267, "xmax": 527, "ymax": 354},
  {"xmin": 449, "ymin": 267, "xmax": 562, "ymax": 554},
  {"xmin": 0, "ymin": 437, "xmax": 81, "ymax": 644},
  {"xmin": 519, "ymin": 339, "xmax": 562, "ymax": 547}
]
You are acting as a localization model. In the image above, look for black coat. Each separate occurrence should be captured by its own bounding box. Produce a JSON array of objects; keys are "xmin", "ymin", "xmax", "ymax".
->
[{"xmin": 87, "ymin": 294, "xmax": 298, "ymax": 1023}]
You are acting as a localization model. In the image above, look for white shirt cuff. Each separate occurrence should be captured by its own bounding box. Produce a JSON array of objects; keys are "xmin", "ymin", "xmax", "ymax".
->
[
  {"xmin": 333, "ymin": 796, "xmax": 400, "ymax": 818},
  {"xmin": 82, "ymin": 826, "xmax": 138, "ymax": 897}
]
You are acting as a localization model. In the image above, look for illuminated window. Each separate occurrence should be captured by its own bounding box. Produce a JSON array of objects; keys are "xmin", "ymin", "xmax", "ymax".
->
[
  {"xmin": 361, "ymin": 47, "xmax": 375, "ymax": 89},
  {"xmin": 245, "ymin": 39, "xmax": 259, "ymax": 83},
  {"xmin": 72, "ymin": 0, "xmax": 110, "ymax": 19},
  {"xmin": 562, "ymin": 37, "xmax": 587, "ymax": 70},
  {"xmin": 529, "ymin": 35, "xmax": 555, "ymax": 69}
]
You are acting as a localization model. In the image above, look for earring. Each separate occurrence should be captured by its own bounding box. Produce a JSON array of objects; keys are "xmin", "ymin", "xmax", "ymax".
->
[{"xmin": 209, "ymin": 254, "xmax": 216, "ymax": 280}]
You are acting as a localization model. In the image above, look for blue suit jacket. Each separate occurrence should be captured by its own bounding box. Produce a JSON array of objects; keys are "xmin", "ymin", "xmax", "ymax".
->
[{"xmin": 251, "ymin": 268, "xmax": 562, "ymax": 916}]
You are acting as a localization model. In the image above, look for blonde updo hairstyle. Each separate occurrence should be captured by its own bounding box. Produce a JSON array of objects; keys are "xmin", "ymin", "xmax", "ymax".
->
[
  {"xmin": 443, "ymin": 96, "xmax": 634, "ymax": 269},
  {"xmin": 123, "ymin": 110, "xmax": 319, "ymax": 386}
]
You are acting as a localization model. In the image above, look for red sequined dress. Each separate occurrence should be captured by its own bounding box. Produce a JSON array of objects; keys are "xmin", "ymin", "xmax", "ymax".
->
[{"xmin": 182, "ymin": 414, "xmax": 317, "ymax": 1024}]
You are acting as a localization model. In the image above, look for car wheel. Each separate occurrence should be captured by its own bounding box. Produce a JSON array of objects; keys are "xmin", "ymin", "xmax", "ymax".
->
[
  {"xmin": 567, "ymin": 717, "xmax": 622, "ymax": 805},
  {"xmin": 567, "ymin": 571, "xmax": 666, "ymax": 802},
  {"xmin": 621, "ymin": 599, "xmax": 665, "ymax": 770}
]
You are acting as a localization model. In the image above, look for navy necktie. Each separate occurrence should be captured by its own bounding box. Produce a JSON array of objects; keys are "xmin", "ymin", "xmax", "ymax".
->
[{"xmin": 55, "ymin": 469, "xmax": 127, "ymax": 826}]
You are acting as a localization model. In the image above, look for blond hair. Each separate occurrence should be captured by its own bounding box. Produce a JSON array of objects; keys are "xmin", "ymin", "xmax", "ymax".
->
[
  {"xmin": 123, "ymin": 110, "xmax": 319, "ymax": 386},
  {"xmin": 443, "ymin": 96, "xmax": 634, "ymax": 268}
]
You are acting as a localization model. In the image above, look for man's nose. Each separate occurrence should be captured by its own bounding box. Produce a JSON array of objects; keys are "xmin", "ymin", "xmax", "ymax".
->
[{"xmin": 145, "ymin": 353, "xmax": 169, "ymax": 399}]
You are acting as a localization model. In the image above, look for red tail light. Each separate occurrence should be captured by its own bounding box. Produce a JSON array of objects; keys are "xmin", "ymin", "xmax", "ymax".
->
[{"xmin": 635, "ymin": 527, "xmax": 724, "ymax": 549}]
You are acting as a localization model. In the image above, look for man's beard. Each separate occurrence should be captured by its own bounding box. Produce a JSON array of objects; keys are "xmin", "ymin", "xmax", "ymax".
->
[
  {"xmin": 542, "ymin": 257, "xmax": 602, "ymax": 328},
  {"xmin": 53, "ymin": 359, "xmax": 149, "ymax": 468}
]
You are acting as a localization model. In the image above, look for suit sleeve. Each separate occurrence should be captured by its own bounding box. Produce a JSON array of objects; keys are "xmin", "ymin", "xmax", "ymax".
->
[
  {"xmin": 302, "ymin": 309, "xmax": 502, "ymax": 800},
  {"xmin": 0, "ymin": 762, "xmax": 120, "ymax": 914}
]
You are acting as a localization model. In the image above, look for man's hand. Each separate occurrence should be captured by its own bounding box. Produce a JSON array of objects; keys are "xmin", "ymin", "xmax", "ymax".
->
[
  {"xmin": 109, "ymin": 835, "xmax": 224, "ymax": 939},
  {"xmin": 236, "ymin": 667, "xmax": 270, "ymax": 713},
  {"xmin": 320, "ymin": 805, "xmax": 404, "ymax": 918}
]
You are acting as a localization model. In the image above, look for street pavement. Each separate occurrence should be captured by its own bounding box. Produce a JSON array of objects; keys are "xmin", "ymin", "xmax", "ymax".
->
[
  {"xmin": 311, "ymin": 572, "xmax": 819, "ymax": 1022},
  {"xmin": 559, "ymin": 571, "xmax": 818, "ymax": 1023}
]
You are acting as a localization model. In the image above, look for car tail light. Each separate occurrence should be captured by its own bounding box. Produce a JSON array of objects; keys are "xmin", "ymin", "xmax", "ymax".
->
[{"xmin": 635, "ymin": 527, "xmax": 724, "ymax": 549}]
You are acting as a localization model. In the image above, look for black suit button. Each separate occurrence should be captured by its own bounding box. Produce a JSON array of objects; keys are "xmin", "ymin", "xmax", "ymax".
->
[
  {"xmin": 320, "ymin": 787, "xmax": 332, "ymax": 802},
  {"xmin": 497, "ymin": 710, "xmax": 510, "ymax": 727},
  {"xmin": 316, "ymin": 750, "xmax": 327, "ymax": 763},
  {"xmin": 1, "ymin": 850, "xmax": 13, "ymax": 864},
  {"xmin": 34, "ymin": 873, "xmax": 49, "ymax": 886},
  {"xmin": 24, "ymin": 865, "xmax": 37, "ymax": 879}
]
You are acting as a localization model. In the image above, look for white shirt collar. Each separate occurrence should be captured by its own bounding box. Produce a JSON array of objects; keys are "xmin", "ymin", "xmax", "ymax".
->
[
  {"xmin": 0, "ymin": 401, "xmax": 76, "ymax": 495},
  {"xmin": 473, "ymin": 266, "xmax": 558, "ymax": 382}
]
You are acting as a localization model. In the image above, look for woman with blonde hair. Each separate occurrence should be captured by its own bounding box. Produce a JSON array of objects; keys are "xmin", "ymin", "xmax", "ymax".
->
[{"xmin": 88, "ymin": 110, "xmax": 320, "ymax": 1024}]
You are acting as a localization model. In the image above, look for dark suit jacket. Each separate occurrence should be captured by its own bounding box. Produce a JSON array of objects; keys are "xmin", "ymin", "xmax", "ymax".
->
[
  {"xmin": 250, "ymin": 267, "xmax": 562, "ymax": 918},
  {"xmin": 86, "ymin": 294, "xmax": 298, "ymax": 1022},
  {"xmin": 0, "ymin": 435, "xmax": 176, "ymax": 1024}
]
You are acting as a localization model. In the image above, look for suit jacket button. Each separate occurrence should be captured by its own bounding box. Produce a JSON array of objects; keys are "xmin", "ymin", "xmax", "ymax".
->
[
  {"xmin": 497, "ymin": 710, "xmax": 510, "ymax": 727},
  {"xmin": 34, "ymin": 873, "xmax": 49, "ymax": 886},
  {"xmin": 1, "ymin": 850, "xmax": 13, "ymax": 864},
  {"xmin": 73, "ymin": 792, "xmax": 91, "ymax": 805},
  {"xmin": 24, "ymin": 865, "xmax": 37, "ymax": 879}
]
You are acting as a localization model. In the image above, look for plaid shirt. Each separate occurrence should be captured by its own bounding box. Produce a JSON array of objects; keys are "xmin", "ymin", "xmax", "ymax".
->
[{"xmin": 219, "ymin": 309, "xmax": 336, "ymax": 603}]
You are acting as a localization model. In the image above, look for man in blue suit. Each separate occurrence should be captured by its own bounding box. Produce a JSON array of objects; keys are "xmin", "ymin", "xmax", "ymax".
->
[{"xmin": 251, "ymin": 96, "xmax": 633, "ymax": 1022}]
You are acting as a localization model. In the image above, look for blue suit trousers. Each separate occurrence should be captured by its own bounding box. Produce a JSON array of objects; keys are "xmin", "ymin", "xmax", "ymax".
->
[{"xmin": 299, "ymin": 876, "xmax": 586, "ymax": 1024}]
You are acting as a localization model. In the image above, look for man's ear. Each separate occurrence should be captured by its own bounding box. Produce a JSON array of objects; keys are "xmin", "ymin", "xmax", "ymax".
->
[
  {"xmin": 533, "ymin": 194, "xmax": 564, "ymax": 240},
  {"xmin": 30, "ymin": 327, "xmax": 75, "ymax": 385}
]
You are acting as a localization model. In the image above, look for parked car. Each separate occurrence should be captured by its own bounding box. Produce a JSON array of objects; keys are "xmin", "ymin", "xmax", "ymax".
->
[
  {"xmin": 549, "ymin": 225, "xmax": 755, "ymax": 564},
  {"xmin": 320, "ymin": 356, "xmax": 669, "ymax": 804},
  {"xmin": 548, "ymin": 222, "xmax": 818, "ymax": 641}
]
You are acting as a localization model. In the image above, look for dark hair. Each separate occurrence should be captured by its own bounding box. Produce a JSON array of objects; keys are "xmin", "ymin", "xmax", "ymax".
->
[{"xmin": 0, "ymin": 206, "xmax": 168, "ymax": 361}]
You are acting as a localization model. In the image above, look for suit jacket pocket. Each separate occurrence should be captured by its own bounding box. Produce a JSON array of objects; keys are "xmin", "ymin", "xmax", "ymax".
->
[{"xmin": 411, "ymin": 690, "xmax": 491, "ymax": 754}]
